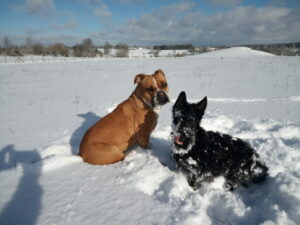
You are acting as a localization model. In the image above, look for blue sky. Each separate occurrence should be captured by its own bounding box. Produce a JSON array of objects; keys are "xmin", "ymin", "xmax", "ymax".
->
[{"xmin": 0, "ymin": 0, "xmax": 299, "ymax": 46}]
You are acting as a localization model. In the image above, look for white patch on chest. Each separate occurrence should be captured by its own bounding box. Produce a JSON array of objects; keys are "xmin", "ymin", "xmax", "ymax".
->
[
  {"xmin": 172, "ymin": 142, "xmax": 193, "ymax": 155},
  {"xmin": 187, "ymin": 157, "xmax": 197, "ymax": 165},
  {"xmin": 153, "ymin": 106, "xmax": 161, "ymax": 114}
]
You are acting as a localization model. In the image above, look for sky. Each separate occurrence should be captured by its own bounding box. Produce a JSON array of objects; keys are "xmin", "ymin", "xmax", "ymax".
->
[{"xmin": 0, "ymin": 0, "xmax": 300, "ymax": 46}]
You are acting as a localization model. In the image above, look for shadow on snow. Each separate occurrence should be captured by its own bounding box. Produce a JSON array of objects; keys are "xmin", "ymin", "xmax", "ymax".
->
[
  {"xmin": 69, "ymin": 112, "xmax": 101, "ymax": 155},
  {"xmin": 0, "ymin": 145, "xmax": 42, "ymax": 225}
]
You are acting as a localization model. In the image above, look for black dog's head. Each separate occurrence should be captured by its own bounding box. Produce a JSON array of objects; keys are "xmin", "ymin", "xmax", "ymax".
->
[{"xmin": 172, "ymin": 91, "xmax": 207, "ymax": 150}]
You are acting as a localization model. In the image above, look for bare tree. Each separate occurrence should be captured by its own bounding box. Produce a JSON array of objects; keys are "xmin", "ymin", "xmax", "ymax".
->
[
  {"xmin": 72, "ymin": 44, "xmax": 85, "ymax": 57},
  {"xmin": 26, "ymin": 38, "xmax": 33, "ymax": 47},
  {"xmin": 72, "ymin": 38, "xmax": 97, "ymax": 57},
  {"xmin": 33, "ymin": 43, "xmax": 45, "ymax": 55},
  {"xmin": 50, "ymin": 43, "xmax": 69, "ymax": 56},
  {"xmin": 25, "ymin": 38, "xmax": 33, "ymax": 54},
  {"xmin": 115, "ymin": 43, "xmax": 129, "ymax": 58},
  {"xmin": 104, "ymin": 42, "xmax": 112, "ymax": 55},
  {"xmin": 3, "ymin": 36, "xmax": 23, "ymax": 56},
  {"xmin": 4, "ymin": 36, "xmax": 12, "ymax": 48},
  {"xmin": 150, "ymin": 49, "xmax": 160, "ymax": 57},
  {"xmin": 83, "ymin": 38, "xmax": 93, "ymax": 49}
]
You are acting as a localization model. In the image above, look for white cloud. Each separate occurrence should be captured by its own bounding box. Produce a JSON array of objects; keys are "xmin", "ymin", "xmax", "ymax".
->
[
  {"xmin": 0, "ymin": 33, "xmax": 82, "ymax": 46},
  {"xmin": 90, "ymin": 31, "xmax": 117, "ymax": 42},
  {"xmin": 93, "ymin": 4, "xmax": 112, "ymax": 17},
  {"xmin": 110, "ymin": 5, "xmax": 300, "ymax": 45},
  {"xmin": 25, "ymin": 0, "xmax": 55, "ymax": 15},
  {"xmin": 50, "ymin": 21, "xmax": 78, "ymax": 31},
  {"xmin": 205, "ymin": 0, "xmax": 243, "ymax": 7},
  {"xmin": 71, "ymin": 0, "xmax": 102, "ymax": 4},
  {"xmin": 267, "ymin": 0, "xmax": 300, "ymax": 7},
  {"xmin": 7, "ymin": 1, "xmax": 300, "ymax": 46},
  {"xmin": 117, "ymin": 0, "xmax": 148, "ymax": 4},
  {"xmin": 34, "ymin": 34, "xmax": 82, "ymax": 45},
  {"xmin": 24, "ymin": 28, "xmax": 42, "ymax": 36},
  {"xmin": 161, "ymin": 1, "xmax": 196, "ymax": 15}
]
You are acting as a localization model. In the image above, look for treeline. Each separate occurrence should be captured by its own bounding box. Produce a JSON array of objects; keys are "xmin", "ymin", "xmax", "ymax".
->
[
  {"xmin": 247, "ymin": 42, "xmax": 300, "ymax": 56},
  {"xmin": 153, "ymin": 44, "xmax": 195, "ymax": 50},
  {"xmin": 0, "ymin": 36, "xmax": 129, "ymax": 58}
]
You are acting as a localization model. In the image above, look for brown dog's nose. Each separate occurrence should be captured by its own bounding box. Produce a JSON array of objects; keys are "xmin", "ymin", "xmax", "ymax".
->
[
  {"xmin": 157, "ymin": 90, "xmax": 170, "ymax": 105},
  {"xmin": 157, "ymin": 91, "xmax": 165, "ymax": 98}
]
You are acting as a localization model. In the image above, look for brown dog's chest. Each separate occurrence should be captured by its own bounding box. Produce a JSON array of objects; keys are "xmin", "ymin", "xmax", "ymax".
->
[
  {"xmin": 131, "ymin": 108, "xmax": 158, "ymax": 148},
  {"xmin": 135, "ymin": 110, "xmax": 157, "ymax": 132}
]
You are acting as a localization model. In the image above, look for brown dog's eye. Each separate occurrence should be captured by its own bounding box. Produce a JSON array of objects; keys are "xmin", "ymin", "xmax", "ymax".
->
[
  {"xmin": 147, "ymin": 87, "xmax": 154, "ymax": 92},
  {"xmin": 161, "ymin": 82, "xmax": 168, "ymax": 88}
]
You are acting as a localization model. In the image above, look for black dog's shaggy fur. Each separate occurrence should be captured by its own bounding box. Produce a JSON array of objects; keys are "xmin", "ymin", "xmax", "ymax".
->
[{"xmin": 171, "ymin": 91, "xmax": 268, "ymax": 190}]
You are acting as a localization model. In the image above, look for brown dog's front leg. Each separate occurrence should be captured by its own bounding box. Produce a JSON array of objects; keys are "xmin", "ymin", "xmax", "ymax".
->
[{"xmin": 137, "ymin": 133, "xmax": 150, "ymax": 149}]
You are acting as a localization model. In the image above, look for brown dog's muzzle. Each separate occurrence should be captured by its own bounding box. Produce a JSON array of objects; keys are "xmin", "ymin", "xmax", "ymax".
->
[{"xmin": 153, "ymin": 90, "xmax": 170, "ymax": 107}]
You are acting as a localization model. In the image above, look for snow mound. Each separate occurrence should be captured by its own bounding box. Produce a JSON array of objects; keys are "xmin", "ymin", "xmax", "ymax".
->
[
  {"xmin": 1, "ymin": 114, "xmax": 299, "ymax": 225},
  {"xmin": 1, "ymin": 53, "xmax": 299, "ymax": 225},
  {"xmin": 119, "ymin": 115, "xmax": 300, "ymax": 225},
  {"xmin": 197, "ymin": 47, "xmax": 275, "ymax": 57}
]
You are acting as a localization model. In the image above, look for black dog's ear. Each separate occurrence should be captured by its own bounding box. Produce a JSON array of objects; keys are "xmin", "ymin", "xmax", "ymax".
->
[
  {"xmin": 197, "ymin": 96, "xmax": 207, "ymax": 116},
  {"xmin": 173, "ymin": 91, "xmax": 187, "ymax": 112}
]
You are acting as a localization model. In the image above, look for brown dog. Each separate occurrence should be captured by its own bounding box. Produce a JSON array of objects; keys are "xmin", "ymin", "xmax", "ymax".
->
[{"xmin": 79, "ymin": 69, "xmax": 169, "ymax": 165}]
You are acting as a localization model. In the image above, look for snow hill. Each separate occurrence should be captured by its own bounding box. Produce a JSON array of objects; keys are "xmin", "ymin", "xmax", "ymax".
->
[
  {"xmin": 194, "ymin": 47, "xmax": 275, "ymax": 57},
  {"xmin": 0, "ymin": 48, "xmax": 299, "ymax": 225}
]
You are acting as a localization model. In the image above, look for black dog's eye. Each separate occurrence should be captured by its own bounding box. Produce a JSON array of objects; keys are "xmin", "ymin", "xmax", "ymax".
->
[
  {"xmin": 146, "ymin": 87, "xmax": 154, "ymax": 92},
  {"xmin": 173, "ymin": 117, "xmax": 179, "ymax": 125},
  {"xmin": 185, "ymin": 117, "xmax": 194, "ymax": 124}
]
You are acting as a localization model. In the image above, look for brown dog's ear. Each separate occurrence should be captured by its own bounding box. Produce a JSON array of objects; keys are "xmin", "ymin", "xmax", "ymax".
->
[
  {"xmin": 154, "ymin": 69, "xmax": 165, "ymax": 77},
  {"xmin": 134, "ymin": 74, "xmax": 145, "ymax": 85}
]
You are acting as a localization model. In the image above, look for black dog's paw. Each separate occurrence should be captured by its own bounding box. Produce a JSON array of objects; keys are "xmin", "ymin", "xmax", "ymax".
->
[
  {"xmin": 224, "ymin": 180, "xmax": 238, "ymax": 191},
  {"xmin": 251, "ymin": 161, "xmax": 269, "ymax": 183},
  {"xmin": 187, "ymin": 174, "xmax": 197, "ymax": 187},
  {"xmin": 192, "ymin": 181, "xmax": 202, "ymax": 190},
  {"xmin": 187, "ymin": 174, "xmax": 202, "ymax": 190}
]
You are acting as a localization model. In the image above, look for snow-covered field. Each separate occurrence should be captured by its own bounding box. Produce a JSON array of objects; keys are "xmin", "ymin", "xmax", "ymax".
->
[
  {"xmin": 0, "ymin": 49, "xmax": 191, "ymax": 64},
  {"xmin": 0, "ymin": 47, "xmax": 299, "ymax": 225}
]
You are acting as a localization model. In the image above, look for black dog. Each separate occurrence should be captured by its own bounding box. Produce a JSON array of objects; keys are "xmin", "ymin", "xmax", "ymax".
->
[{"xmin": 171, "ymin": 91, "xmax": 268, "ymax": 190}]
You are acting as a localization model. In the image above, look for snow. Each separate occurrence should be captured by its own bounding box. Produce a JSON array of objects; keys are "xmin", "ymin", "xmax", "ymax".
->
[
  {"xmin": 0, "ymin": 47, "xmax": 300, "ymax": 225},
  {"xmin": 194, "ymin": 47, "xmax": 275, "ymax": 57},
  {"xmin": 0, "ymin": 49, "xmax": 191, "ymax": 64}
]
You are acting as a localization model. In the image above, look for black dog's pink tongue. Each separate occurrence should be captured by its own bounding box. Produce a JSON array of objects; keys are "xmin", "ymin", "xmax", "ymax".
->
[{"xmin": 175, "ymin": 136, "xmax": 184, "ymax": 145}]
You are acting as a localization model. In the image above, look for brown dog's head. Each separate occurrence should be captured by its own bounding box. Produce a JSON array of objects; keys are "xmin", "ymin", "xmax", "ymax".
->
[{"xmin": 134, "ymin": 69, "xmax": 170, "ymax": 109}]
